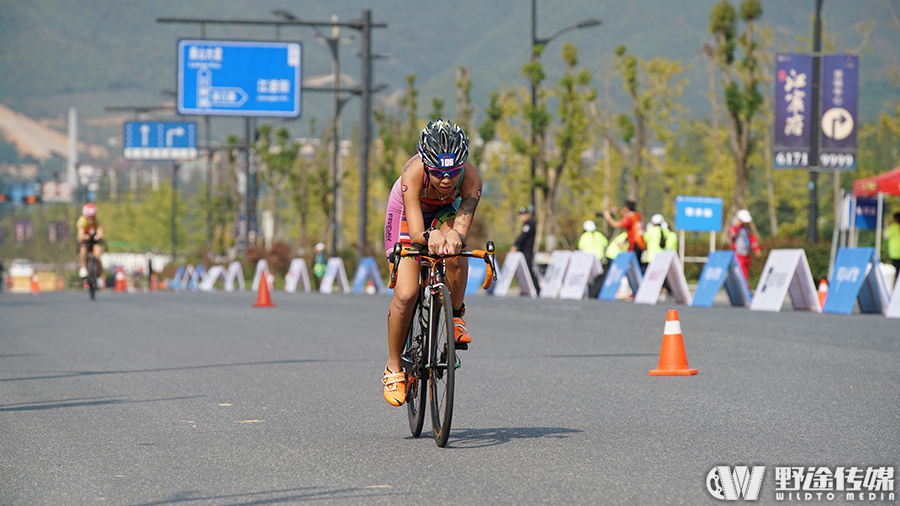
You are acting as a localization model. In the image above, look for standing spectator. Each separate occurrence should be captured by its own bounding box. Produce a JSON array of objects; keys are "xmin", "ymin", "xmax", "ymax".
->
[
  {"xmin": 602, "ymin": 200, "xmax": 646, "ymax": 270},
  {"xmin": 643, "ymin": 214, "xmax": 678, "ymax": 263},
  {"xmin": 728, "ymin": 209, "xmax": 761, "ymax": 284},
  {"xmin": 313, "ymin": 242, "xmax": 327, "ymax": 289},
  {"xmin": 886, "ymin": 212, "xmax": 900, "ymax": 275},
  {"xmin": 578, "ymin": 220, "xmax": 608, "ymax": 298},
  {"xmin": 509, "ymin": 206, "xmax": 540, "ymax": 294}
]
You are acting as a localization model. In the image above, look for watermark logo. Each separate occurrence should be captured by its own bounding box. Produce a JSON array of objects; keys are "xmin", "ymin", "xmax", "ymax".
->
[{"xmin": 707, "ymin": 466, "xmax": 766, "ymax": 501}]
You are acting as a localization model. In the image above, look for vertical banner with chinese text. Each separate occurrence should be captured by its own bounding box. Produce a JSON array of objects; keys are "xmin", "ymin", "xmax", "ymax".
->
[
  {"xmin": 774, "ymin": 53, "xmax": 813, "ymax": 169},
  {"xmin": 819, "ymin": 54, "xmax": 858, "ymax": 171}
]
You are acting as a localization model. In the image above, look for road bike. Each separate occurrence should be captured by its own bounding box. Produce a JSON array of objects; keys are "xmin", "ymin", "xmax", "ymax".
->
[
  {"xmin": 83, "ymin": 233, "xmax": 102, "ymax": 301},
  {"xmin": 388, "ymin": 240, "xmax": 496, "ymax": 447}
]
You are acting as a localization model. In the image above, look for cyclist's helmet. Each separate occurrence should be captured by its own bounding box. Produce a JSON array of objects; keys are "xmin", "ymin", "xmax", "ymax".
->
[
  {"xmin": 82, "ymin": 202, "xmax": 97, "ymax": 219},
  {"xmin": 418, "ymin": 118, "xmax": 469, "ymax": 170}
]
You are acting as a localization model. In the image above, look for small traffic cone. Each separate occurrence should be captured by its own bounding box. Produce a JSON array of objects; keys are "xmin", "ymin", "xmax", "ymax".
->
[
  {"xmin": 649, "ymin": 310, "xmax": 697, "ymax": 376},
  {"xmin": 254, "ymin": 271, "xmax": 276, "ymax": 307},
  {"xmin": 114, "ymin": 267, "xmax": 127, "ymax": 292},
  {"xmin": 31, "ymin": 273, "xmax": 39, "ymax": 296},
  {"xmin": 818, "ymin": 279, "xmax": 828, "ymax": 308}
]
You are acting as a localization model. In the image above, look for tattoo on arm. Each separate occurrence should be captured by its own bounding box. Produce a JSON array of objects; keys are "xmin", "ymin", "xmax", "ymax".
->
[{"xmin": 401, "ymin": 158, "xmax": 415, "ymax": 175}]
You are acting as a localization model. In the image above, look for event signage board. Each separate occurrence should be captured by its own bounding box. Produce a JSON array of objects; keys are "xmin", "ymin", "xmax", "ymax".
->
[
  {"xmin": 466, "ymin": 261, "xmax": 487, "ymax": 295},
  {"xmin": 886, "ymin": 277, "xmax": 900, "ymax": 319},
  {"xmin": 284, "ymin": 258, "xmax": 311, "ymax": 293},
  {"xmin": 633, "ymin": 251, "xmax": 692, "ymax": 305},
  {"xmin": 818, "ymin": 54, "xmax": 858, "ymax": 171},
  {"xmin": 199, "ymin": 265, "xmax": 225, "ymax": 291},
  {"xmin": 124, "ymin": 122, "xmax": 198, "ymax": 160},
  {"xmin": 851, "ymin": 196, "xmax": 880, "ymax": 230},
  {"xmin": 251, "ymin": 259, "xmax": 274, "ymax": 292},
  {"xmin": 750, "ymin": 249, "xmax": 821, "ymax": 312},
  {"xmin": 540, "ymin": 250, "xmax": 573, "ymax": 299},
  {"xmin": 774, "ymin": 53, "xmax": 813, "ymax": 169},
  {"xmin": 558, "ymin": 251, "xmax": 603, "ymax": 300},
  {"xmin": 692, "ymin": 251, "xmax": 752, "ymax": 308},
  {"xmin": 177, "ymin": 39, "xmax": 302, "ymax": 117},
  {"xmin": 674, "ymin": 196, "xmax": 723, "ymax": 232},
  {"xmin": 823, "ymin": 248, "xmax": 889, "ymax": 315},
  {"xmin": 223, "ymin": 261, "xmax": 245, "ymax": 292},
  {"xmin": 599, "ymin": 252, "xmax": 642, "ymax": 301},
  {"xmin": 493, "ymin": 251, "xmax": 537, "ymax": 298},
  {"xmin": 320, "ymin": 257, "xmax": 350, "ymax": 294},
  {"xmin": 351, "ymin": 257, "xmax": 385, "ymax": 294}
]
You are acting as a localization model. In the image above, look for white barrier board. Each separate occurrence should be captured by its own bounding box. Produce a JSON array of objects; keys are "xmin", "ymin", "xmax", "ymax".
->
[
  {"xmin": 492, "ymin": 251, "xmax": 537, "ymax": 298},
  {"xmin": 179, "ymin": 265, "xmax": 195, "ymax": 293},
  {"xmin": 750, "ymin": 249, "xmax": 821, "ymax": 313},
  {"xmin": 540, "ymin": 250, "xmax": 572, "ymax": 299},
  {"xmin": 199, "ymin": 265, "xmax": 225, "ymax": 292},
  {"xmin": 224, "ymin": 261, "xmax": 245, "ymax": 292},
  {"xmin": 558, "ymin": 252, "xmax": 603, "ymax": 300},
  {"xmin": 634, "ymin": 251, "xmax": 692, "ymax": 305},
  {"xmin": 284, "ymin": 258, "xmax": 311, "ymax": 293},
  {"xmin": 886, "ymin": 275, "xmax": 900, "ymax": 319},
  {"xmin": 320, "ymin": 257, "xmax": 350, "ymax": 294},
  {"xmin": 251, "ymin": 259, "xmax": 274, "ymax": 292}
]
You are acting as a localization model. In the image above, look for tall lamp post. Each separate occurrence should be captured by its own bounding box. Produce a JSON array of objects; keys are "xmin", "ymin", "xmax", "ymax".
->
[{"xmin": 530, "ymin": 0, "xmax": 601, "ymax": 211}]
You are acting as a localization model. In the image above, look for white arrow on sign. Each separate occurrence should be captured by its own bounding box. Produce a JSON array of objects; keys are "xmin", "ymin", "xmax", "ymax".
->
[
  {"xmin": 166, "ymin": 127, "xmax": 185, "ymax": 147},
  {"xmin": 140, "ymin": 124, "xmax": 151, "ymax": 147},
  {"xmin": 821, "ymin": 107, "xmax": 854, "ymax": 141}
]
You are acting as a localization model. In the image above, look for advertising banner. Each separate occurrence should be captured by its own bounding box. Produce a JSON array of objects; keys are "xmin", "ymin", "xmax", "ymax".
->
[
  {"xmin": 251, "ymin": 259, "xmax": 273, "ymax": 292},
  {"xmin": 224, "ymin": 261, "xmax": 245, "ymax": 292},
  {"xmin": 284, "ymin": 258, "xmax": 311, "ymax": 293},
  {"xmin": 558, "ymin": 251, "xmax": 603, "ymax": 300},
  {"xmin": 540, "ymin": 250, "xmax": 573, "ymax": 299},
  {"xmin": 674, "ymin": 196, "xmax": 723, "ymax": 233},
  {"xmin": 750, "ymin": 249, "xmax": 820, "ymax": 312},
  {"xmin": 493, "ymin": 251, "xmax": 537, "ymax": 298},
  {"xmin": 633, "ymin": 251, "xmax": 692, "ymax": 305},
  {"xmin": 774, "ymin": 53, "xmax": 813, "ymax": 169},
  {"xmin": 887, "ymin": 276, "xmax": 900, "ymax": 319},
  {"xmin": 819, "ymin": 54, "xmax": 858, "ymax": 171},
  {"xmin": 351, "ymin": 257, "xmax": 385, "ymax": 294},
  {"xmin": 599, "ymin": 252, "xmax": 642, "ymax": 302},
  {"xmin": 692, "ymin": 251, "xmax": 752, "ymax": 308},
  {"xmin": 823, "ymin": 248, "xmax": 889, "ymax": 315},
  {"xmin": 199, "ymin": 265, "xmax": 225, "ymax": 292},
  {"xmin": 320, "ymin": 258, "xmax": 350, "ymax": 294}
]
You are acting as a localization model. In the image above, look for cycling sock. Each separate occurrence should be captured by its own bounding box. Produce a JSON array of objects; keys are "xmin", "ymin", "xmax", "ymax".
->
[{"xmin": 453, "ymin": 303, "xmax": 465, "ymax": 318}]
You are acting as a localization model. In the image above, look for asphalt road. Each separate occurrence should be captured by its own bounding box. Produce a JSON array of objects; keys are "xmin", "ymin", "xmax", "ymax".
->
[{"xmin": 1, "ymin": 290, "xmax": 898, "ymax": 505}]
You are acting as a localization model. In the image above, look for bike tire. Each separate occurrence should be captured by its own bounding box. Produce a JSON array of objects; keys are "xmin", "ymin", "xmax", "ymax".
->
[
  {"xmin": 88, "ymin": 255, "xmax": 98, "ymax": 301},
  {"xmin": 429, "ymin": 284, "xmax": 455, "ymax": 447},
  {"xmin": 403, "ymin": 287, "xmax": 428, "ymax": 437}
]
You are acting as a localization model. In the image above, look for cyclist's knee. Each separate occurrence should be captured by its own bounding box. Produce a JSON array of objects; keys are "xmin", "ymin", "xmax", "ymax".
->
[{"xmin": 391, "ymin": 283, "xmax": 418, "ymax": 308}]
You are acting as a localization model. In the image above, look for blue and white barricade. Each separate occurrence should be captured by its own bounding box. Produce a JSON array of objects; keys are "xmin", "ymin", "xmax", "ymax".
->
[
  {"xmin": 320, "ymin": 257, "xmax": 350, "ymax": 294},
  {"xmin": 823, "ymin": 248, "xmax": 890, "ymax": 315},
  {"xmin": 692, "ymin": 251, "xmax": 752, "ymax": 308},
  {"xmin": 750, "ymin": 249, "xmax": 820, "ymax": 313},
  {"xmin": 466, "ymin": 260, "xmax": 486, "ymax": 296},
  {"xmin": 223, "ymin": 261, "xmax": 245, "ymax": 292},
  {"xmin": 352, "ymin": 257, "xmax": 385, "ymax": 294},
  {"xmin": 634, "ymin": 251, "xmax": 692, "ymax": 305},
  {"xmin": 284, "ymin": 258, "xmax": 311, "ymax": 293},
  {"xmin": 558, "ymin": 251, "xmax": 603, "ymax": 300},
  {"xmin": 492, "ymin": 251, "xmax": 537, "ymax": 298},
  {"xmin": 540, "ymin": 250, "xmax": 572, "ymax": 299},
  {"xmin": 199, "ymin": 265, "xmax": 226, "ymax": 292},
  {"xmin": 599, "ymin": 251, "xmax": 642, "ymax": 301}
]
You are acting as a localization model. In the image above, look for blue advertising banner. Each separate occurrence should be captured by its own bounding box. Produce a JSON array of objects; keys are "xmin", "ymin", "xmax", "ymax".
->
[
  {"xmin": 177, "ymin": 39, "xmax": 302, "ymax": 118},
  {"xmin": 598, "ymin": 251, "xmax": 642, "ymax": 301},
  {"xmin": 691, "ymin": 251, "xmax": 752, "ymax": 308},
  {"xmin": 819, "ymin": 55, "xmax": 858, "ymax": 171},
  {"xmin": 466, "ymin": 261, "xmax": 486, "ymax": 295},
  {"xmin": 674, "ymin": 196, "xmax": 723, "ymax": 233},
  {"xmin": 852, "ymin": 197, "xmax": 881, "ymax": 230},
  {"xmin": 124, "ymin": 122, "xmax": 197, "ymax": 160},
  {"xmin": 774, "ymin": 53, "xmax": 813, "ymax": 169},
  {"xmin": 351, "ymin": 257, "xmax": 384, "ymax": 294},
  {"xmin": 823, "ymin": 248, "xmax": 889, "ymax": 315}
]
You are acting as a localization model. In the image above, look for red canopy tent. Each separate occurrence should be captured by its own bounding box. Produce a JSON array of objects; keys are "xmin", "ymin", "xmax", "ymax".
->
[{"xmin": 853, "ymin": 166, "xmax": 900, "ymax": 197}]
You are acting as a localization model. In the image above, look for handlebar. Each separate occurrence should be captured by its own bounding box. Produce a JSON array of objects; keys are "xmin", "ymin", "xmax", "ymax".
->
[{"xmin": 388, "ymin": 241, "xmax": 497, "ymax": 291}]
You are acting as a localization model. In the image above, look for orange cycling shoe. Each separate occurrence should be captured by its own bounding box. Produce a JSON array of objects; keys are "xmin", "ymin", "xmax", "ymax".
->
[
  {"xmin": 382, "ymin": 367, "xmax": 406, "ymax": 406},
  {"xmin": 453, "ymin": 317, "xmax": 472, "ymax": 344}
]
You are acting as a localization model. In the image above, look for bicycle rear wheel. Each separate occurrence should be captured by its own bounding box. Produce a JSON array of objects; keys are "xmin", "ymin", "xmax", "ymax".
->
[
  {"xmin": 87, "ymin": 255, "xmax": 98, "ymax": 301},
  {"xmin": 402, "ymin": 287, "xmax": 427, "ymax": 437},
  {"xmin": 429, "ymin": 284, "xmax": 455, "ymax": 447}
]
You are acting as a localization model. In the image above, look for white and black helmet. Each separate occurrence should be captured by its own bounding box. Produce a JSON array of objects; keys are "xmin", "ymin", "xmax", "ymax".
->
[{"xmin": 417, "ymin": 118, "xmax": 469, "ymax": 169}]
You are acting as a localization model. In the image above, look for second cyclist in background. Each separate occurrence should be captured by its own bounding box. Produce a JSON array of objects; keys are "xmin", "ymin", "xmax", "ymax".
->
[
  {"xmin": 381, "ymin": 118, "xmax": 483, "ymax": 407},
  {"xmin": 77, "ymin": 202, "xmax": 104, "ymax": 279}
]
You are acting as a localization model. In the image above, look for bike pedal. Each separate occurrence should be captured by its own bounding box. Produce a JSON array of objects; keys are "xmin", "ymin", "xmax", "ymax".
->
[{"xmin": 454, "ymin": 342, "xmax": 468, "ymax": 351}]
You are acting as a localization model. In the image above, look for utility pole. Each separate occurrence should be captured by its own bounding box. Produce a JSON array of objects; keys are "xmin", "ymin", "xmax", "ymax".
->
[
  {"xmin": 808, "ymin": 0, "xmax": 823, "ymax": 243},
  {"xmin": 358, "ymin": 9, "xmax": 373, "ymax": 259}
]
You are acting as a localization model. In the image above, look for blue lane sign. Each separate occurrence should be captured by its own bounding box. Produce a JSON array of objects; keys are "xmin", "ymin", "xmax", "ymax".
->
[
  {"xmin": 177, "ymin": 39, "xmax": 302, "ymax": 118},
  {"xmin": 691, "ymin": 251, "xmax": 752, "ymax": 308},
  {"xmin": 823, "ymin": 248, "xmax": 889, "ymax": 315},
  {"xmin": 598, "ymin": 251, "xmax": 642, "ymax": 301},
  {"xmin": 674, "ymin": 195, "xmax": 723, "ymax": 232},
  {"xmin": 124, "ymin": 122, "xmax": 197, "ymax": 160}
]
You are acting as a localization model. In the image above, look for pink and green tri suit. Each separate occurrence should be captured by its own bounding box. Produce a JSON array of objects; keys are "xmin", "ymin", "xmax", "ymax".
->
[{"xmin": 383, "ymin": 168, "xmax": 464, "ymax": 259}]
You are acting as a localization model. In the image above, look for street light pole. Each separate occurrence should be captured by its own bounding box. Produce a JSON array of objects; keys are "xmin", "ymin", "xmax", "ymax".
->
[
  {"xmin": 529, "ymin": 1, "xmax": 601, "ymax": 212},
  {"xmin": 808, "ymin": 0, "xmax": 824, "ymax": 243}
]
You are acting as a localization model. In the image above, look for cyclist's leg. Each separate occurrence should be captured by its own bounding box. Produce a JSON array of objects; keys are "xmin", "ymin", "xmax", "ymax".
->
[
  {"xmin": 439, "ymin": 218, "xmax": 468, "ymax": 311},
  {"xmin": 79, "ymin": 243, "xmax": 87, "ymax": 269},
  {"xmin": 387, "ymin": 257, "xmax": 419, "ymax": 373},
  {"xmin": 92, "ymin": 243, "xmax": 103, "ymax": 269}
]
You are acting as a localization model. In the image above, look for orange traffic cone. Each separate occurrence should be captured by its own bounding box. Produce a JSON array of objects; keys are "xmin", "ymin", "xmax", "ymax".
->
[
  {"xmin": 649, "ymin": 310, "xmax": 697, "ymax": 376},
  {"xmin": 31, "ymin": 273, "xmax": 39, "ymax": 296},
  {"xmin": 818, "ymin": 279, "xmax": 828, "ymax": 308},
  {"xmin": 114, "ymin": 267, "xmax": 127, "ymax": 292},
  {"xmin": 254, "ymin": 272, "xmax": 276, "ymax": 308}
]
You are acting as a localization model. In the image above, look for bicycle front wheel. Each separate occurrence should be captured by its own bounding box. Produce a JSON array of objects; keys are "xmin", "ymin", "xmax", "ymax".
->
[
  {"xmin": 88, "ymin": 255, "xmax": 98, "ymax": 301},
  {"xmin": 403, "ymin": 288, "xmax": 427, "ymax": 437},
  {"xmin": 429, "ymin": 284, "xmax": 455, "ymax": 447}
]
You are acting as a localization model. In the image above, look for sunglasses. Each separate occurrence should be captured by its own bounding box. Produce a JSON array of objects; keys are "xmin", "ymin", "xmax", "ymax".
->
[{"xmin": 426, "ymin": 164, "xmax": 463, "ymax": 179}]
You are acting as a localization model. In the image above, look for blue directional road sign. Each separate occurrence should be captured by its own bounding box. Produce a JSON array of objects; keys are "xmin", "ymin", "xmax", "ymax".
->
[
  {"xmin": 177, "ymin": 39, "xmax": 302, "ymax": 118},
  {"xmin": 123, "ymin": 122, "xmax": 198, "ymax": 160},
  {"xmin": 674, "ymin": 195, "xmax": 723, "ymax": 232}
]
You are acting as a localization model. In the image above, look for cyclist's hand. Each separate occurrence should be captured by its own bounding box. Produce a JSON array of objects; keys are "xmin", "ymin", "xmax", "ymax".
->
[
  {"xmin": 427, "ymin": 230, "xmax": 446, "ymax": 256},
  {"xmin": 444, "ymin": 229, "xmax": 464, "ymax": 256}
]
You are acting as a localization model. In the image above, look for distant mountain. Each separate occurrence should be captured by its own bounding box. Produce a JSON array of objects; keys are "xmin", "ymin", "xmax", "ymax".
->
[{"xmin": 2, "ymin": 0, "xmax": 897, "ymax": 159}]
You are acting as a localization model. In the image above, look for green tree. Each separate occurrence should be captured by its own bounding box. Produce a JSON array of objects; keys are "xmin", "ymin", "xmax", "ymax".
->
[{"xmin": 254, "ymin": 124, "xmax": 299, "ymax": 247}]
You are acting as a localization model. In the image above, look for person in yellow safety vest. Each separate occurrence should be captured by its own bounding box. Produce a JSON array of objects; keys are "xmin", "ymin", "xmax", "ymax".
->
[
  {"xmin": 577, "ymin": 220, "xmax": 608, "ymax": 261},
  {"xmin": 643, "ymin": 214, "xmax": 678, "ymax": 263},
  {"xmin": 606, "ymin": 232, "xmax": 628, "ymax": 261}
]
